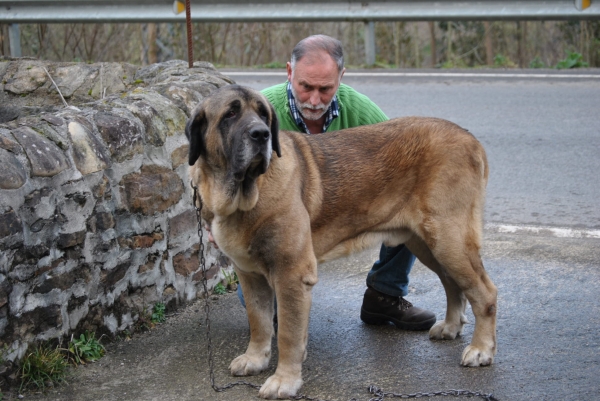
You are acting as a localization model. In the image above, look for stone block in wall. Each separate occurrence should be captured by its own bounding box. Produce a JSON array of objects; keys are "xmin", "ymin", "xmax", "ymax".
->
[
  {"xmin": 94, "ymin": 111, "xmax": 144, "ymax": 163},
  {"xmin": 115, "ymin": 90, "xmax": 188, "ymax": 146},
  {"xmin": 0, "ymin": 279, "xmax": 12, "ymax": 310},
  {"xmin": 33, "ymin": 264, "xmax": 91, "ymax": 294},
  {"xmin": 120, "ymin": 165, "xmax": 184, "ymax": 215},
  {"xmin": 67, "ymin": 118, "xmax": 111, "ymax": 175},
  {"xmin": 191, "ymin": 263, "xmax": 220, "ymax": 283},
  {"xmin": 87, "ymin": 211, "xmax": 115, "ymax": 233},
  {"xmin": 11, "ymin": 126, "xmax": 70, "ymax": 177},
  {"xmin": 168, "ymin": 210, "xmax": 196, "ymax": 243},
  {"xmin": 0, "ymin": 107, "xmax": 19, "ymax": 124},
  {"xmin": 67, "ymin": 295, "xmax": 88, "ymax": 314},
  {"xmin": 170, "ymin": 144, "xmax": 189, "ymax": 169},
  {"xmin": 0, "ymin": 128, "xmax": 23, "ymax": 154},
  {"xmin": 19, "ymin": 243, "xmax": 50, "ymax": 260},
  {"xmin": 0, "ymin": 148, "xmax": 27, "ymax": 189},
  {"xmin": 92, "ymin": 175, "xmax": 111, "ymax": 200},
  {"xmin": 57, "ymin": 230, "xmax": 86, "ymax": 249},
  {"xmin": 53, "ymin": 64, "xmax": 98, "ymax": 99},
  {"xmin": 131, "ymin": 232, "xmax": 163, "ymax": 249},
  {"xmin": 156, "ymin": 85, "xmax": 204, "ymax": 117},
  {"xmin": 101, "ymin": 261, "xmax": 130, "ymax": 291},
  {"xmin": 33, "ymin": 115, "xmax": 69, "ymax": 151},
  {"xmin": 13, "ymin": 305, "xmax": 62, "ymax": 338},
  {"xmin": 138, "ymin": 253, "xmax": 160, "ymax": 275},
  {"xmin": 173, "ymin": 244, "xmax": 200, "ymax": 277},
  {"xmin": 0, "ymin": 209, "xmax": 22, "ymax": 239},
  {"xmin": 3, "ymin": 63, "xmax": 46, "ymax": 95}
]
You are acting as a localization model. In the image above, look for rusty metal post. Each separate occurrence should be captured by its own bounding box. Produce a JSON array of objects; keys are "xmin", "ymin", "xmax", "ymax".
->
[{"xmin": 186, "ymin": 0, "xmax": 193, "ymax": 68}]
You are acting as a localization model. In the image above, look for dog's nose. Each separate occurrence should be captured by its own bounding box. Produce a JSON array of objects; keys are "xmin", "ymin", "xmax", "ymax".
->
[{"xmin": 249, "ymin": 126, "xmax": 270, "ymax": 144}]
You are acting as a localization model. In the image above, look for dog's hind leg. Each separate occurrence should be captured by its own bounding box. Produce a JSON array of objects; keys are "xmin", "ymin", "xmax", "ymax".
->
[
  {"xmin": 410, "ymin": 224, "xmax": 497, "ymax": 367},
  {"xmin": 458, "ymin": 246, "xmax": 497, "ymax": 367},
  {"xmin": 405, "ymin": 236, "xmax": 468, "ymax": 340},
  {"xmin": 229, "ymin": 268, "xmax": 275, "ymax": 376}
]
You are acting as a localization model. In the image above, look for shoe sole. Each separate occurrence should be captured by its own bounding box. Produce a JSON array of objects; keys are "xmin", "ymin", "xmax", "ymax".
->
[{"xmin": 360, "ymin": 308, "xmax": 436, "ymax": 331}]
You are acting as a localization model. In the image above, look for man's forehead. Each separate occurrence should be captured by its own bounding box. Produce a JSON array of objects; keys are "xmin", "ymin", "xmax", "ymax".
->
[
  {"xmin": 293, "ymin": 54, "xmax": 340, "ymax": 85},
  {"xmin": 299, "ymin": 49, "xmax": 336, "ymax": 65}
]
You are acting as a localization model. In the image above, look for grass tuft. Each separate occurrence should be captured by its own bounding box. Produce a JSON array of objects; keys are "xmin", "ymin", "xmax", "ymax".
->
[{"xmin": 19, "ymin": 344, "xmax": 69, "ymax": 392}]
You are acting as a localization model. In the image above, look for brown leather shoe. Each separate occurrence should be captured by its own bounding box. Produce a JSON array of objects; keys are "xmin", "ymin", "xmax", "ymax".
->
[{"xmin": 360, "ymin": 287, "xmax": 436, "ymax": 330}]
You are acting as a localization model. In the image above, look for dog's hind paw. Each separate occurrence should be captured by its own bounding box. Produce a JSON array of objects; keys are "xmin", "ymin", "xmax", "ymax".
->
[
  {"xmin": 428, "ymin": 320, "xmax": 463, "ymax": 340},
  {"xmin": 259, "ymin": 373, "xmax": 303, "ymax": 399},
  {"xmin": 461, "ymin": 345, "xmax": 494, "ymax": 367},
  {"xmin": 229, "ymin": 352, "xmax": 270, "ymax": 376}
]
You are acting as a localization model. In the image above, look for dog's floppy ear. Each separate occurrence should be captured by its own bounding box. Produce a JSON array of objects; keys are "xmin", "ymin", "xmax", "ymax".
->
[
  {"xmin": 268, "ymin": 101, "xmax": 281, "ymax": 158},
  {"xmin": 186, "ymin": 106, "xmax": 207, "ymax": 166}
]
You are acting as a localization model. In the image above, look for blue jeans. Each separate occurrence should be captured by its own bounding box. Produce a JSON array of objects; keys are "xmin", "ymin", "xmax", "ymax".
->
[
  {"xmin": 366, "ymin": 243, "xmax": 415, "ymax": 298},
  {"xmin": 237, "ymin": 243, "xmax": 415, "ymax": 306}
]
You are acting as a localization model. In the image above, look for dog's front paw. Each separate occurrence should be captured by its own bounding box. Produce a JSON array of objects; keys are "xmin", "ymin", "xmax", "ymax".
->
[
  {"xmin": 230, "ymin": 352, "xmax": 270, "ymax": 376},
  {"xmin": 429, "ymin": 320, "xmax": 463, "ymax": 340},
  {"xmin": 461, "ymin": 344, "xmax": 494, "ymax": 366},
  {"xmin": 258, "ymin": 373, "xmax": 303, "ymax": 399}
]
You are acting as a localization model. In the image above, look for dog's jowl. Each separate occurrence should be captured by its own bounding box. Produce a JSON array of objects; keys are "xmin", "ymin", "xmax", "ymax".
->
[{"xmin": 187, "ymin": 85, "xmax": 497, "ymax": 399}]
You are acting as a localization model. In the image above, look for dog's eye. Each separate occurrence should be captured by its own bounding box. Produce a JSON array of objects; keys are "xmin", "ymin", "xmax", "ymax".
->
[{"xmin": 226, "ymin": 110, "xmax": 236, "ymax": 119}]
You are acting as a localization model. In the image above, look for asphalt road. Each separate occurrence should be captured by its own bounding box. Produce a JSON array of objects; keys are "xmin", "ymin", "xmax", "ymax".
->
[
  {"xmin": 24, "ymin": 69, "xmax": 600, "ymax": 401},
  {"xmin": 224, "ymin": 68, "xmax": 600, "ymax": 231}
]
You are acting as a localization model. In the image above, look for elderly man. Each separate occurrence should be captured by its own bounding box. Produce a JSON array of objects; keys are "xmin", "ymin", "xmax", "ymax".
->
[{"xmin": 233, "ymin": 34, "xmax": 435, "ymax": 331}]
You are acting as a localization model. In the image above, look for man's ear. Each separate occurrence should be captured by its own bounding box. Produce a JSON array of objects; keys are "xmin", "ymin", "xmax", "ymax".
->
[
  {"xmin": 286, "ymin": 62, "xmax": 293, "ymax": 82},
  {"xmin": 186, "ymin": 106, "xmax": 207, "ymax": 166},
  {"xmin": 269, "ymin": 101, "xmax": 281, "ymax": 158}
]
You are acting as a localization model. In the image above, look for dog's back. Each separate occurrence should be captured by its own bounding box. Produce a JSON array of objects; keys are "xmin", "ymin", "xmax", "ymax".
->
[{"xmin": 281, "ymin": 116, "xmax": 488, "ymax": 261}]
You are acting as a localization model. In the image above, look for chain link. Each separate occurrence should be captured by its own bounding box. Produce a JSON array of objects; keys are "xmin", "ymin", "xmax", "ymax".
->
[
  {"xmin": 193, "ymin": 181, "xmax": 262, "ymax": 394},
  {"xmin": 190, "ymin": 182, "xmax": 498, "ymax": 401}
]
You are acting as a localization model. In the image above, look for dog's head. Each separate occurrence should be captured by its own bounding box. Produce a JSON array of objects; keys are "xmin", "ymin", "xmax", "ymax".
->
[{"xmin": 186, "ymin": 85, "xmax": 280, "ymax": 215}]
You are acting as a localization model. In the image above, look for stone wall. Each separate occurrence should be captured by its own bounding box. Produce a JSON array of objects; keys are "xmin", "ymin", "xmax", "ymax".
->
[{"xmin": 0, "ymin": 59, "xmax": 235, "ymax": 362}]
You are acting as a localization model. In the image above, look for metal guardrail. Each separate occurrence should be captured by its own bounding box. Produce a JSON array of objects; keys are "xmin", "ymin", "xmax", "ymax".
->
[
  {"xmin": 1, "ymin": 1, "xmax": 598, "ymax": 63},
  {"xmin": 1, "ymin": 1, "xmax": 598, "ymax": 23}
]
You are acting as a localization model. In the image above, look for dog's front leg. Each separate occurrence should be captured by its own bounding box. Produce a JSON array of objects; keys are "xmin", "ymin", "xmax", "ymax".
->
[
  {"xmin": 258, "ymin": 260, "xmax": 318, "ymax": 399},
  {"xmin": 230, "ymin": 269, "xmax": 275, "ymax": 376}
]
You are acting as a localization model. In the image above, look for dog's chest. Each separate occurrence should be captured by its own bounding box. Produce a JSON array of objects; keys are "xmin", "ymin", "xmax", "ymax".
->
[{"xmin": 212, "ymin": 218, "xmax": 261, "ymax": 274}]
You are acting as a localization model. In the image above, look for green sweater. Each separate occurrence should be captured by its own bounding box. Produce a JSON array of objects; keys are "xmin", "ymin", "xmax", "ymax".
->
[{"xmin": 261, "ymin": 82, "xmax": 388, "ymax": 133}]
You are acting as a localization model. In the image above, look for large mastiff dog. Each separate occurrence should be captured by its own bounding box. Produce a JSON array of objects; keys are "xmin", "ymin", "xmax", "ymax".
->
[{"xmin": 186, "ymin": 85, "xmax": 497, "ymax": 399}]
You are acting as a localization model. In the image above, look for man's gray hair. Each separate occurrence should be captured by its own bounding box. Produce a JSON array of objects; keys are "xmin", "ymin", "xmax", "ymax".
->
[{"xmin": 290, "ymin": 35, "xmax": 345, "ymax": 72}]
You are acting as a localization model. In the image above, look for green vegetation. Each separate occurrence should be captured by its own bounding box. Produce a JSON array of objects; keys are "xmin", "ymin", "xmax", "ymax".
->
[
  {"xmin": 212, "ymin": 282, "xmax": 227, "ymax": 295},
  {"xmin": 18, "ymin": 331, "xmax": 107, "ymax": 392},
  {"xmin": 151, "ymin": 302, "xmax": 166, "ymax": 324},
  {"xmin": 529, "ymin": 56, "xmax": 546, "ymax": 68},
  {"xmin": 19, "ymin": 344, "xmax": 69, "ymax": 392},
  {"xmin": 67, "ymin": 332, "xmax": 105, "ymax": 365},
  {"xmin": 133, "ymin": 302, "xmax": 167, "ymax": 333},
  {"xmin": 493, "ymin": 54, "xmax": 516, "ymax": 68},
  {"xmin": 223, "ymin": 270, "xmax": 239, "ymax": 290},
  {"xmin": 555, "ymin": 52, "xmax": 589, "ymax": 69}
]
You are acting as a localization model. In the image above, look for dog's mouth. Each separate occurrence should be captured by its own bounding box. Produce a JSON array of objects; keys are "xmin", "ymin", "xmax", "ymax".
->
[
  {"xmin": 233, "ymin": 154, "xmax": 267, "ymax": 181},
  {"xmin": 231, "ymin": 153, "xmax": 269, "ymax": 197}
]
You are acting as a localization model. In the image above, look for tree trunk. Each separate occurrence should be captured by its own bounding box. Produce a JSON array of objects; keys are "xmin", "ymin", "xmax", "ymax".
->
[
  {"xmin": 429, "ymin": 21, "xmax": 436, "ymax": 67},
  {"xmin": 484, "ymin": 21, "xmax": 493, "ymax": 65},
  {"xmin": 147, "ymin": 23, "xmax": 158, "ymax": 64}
]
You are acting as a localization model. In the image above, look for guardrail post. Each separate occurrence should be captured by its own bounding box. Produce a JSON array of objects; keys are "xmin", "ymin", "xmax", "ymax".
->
[
  {"xmin": 364, "ymin": 21, "xmax": 376, "ymax": 66},
  {"xmin": 8, "ymin": 24, "xmax": 21, "ymax": 57}
]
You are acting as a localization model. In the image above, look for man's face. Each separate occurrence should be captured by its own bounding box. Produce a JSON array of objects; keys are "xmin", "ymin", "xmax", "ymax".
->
[{"xmin": 287, "ymin": 51, "xmax": 345, "ymax": 121}]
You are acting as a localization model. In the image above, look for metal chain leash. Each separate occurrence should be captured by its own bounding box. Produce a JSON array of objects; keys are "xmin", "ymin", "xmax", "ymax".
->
[{"xmin": 191, "ymin": 182, "xmax": 498, "ymax": 401}]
